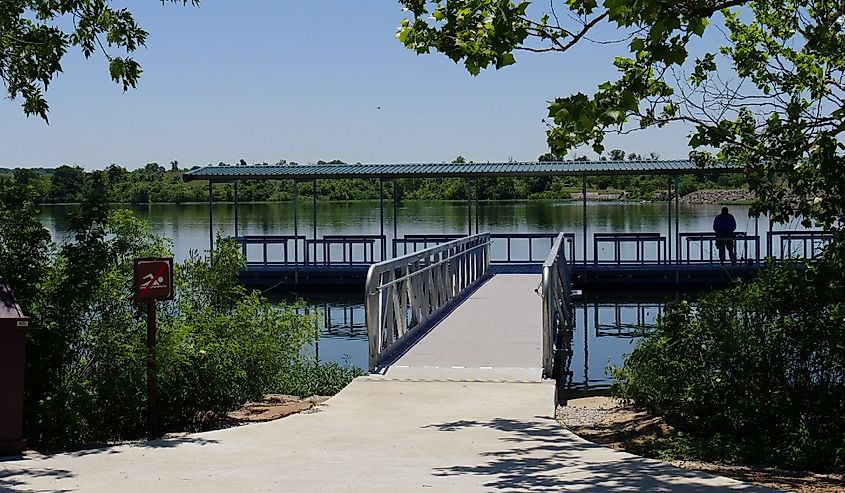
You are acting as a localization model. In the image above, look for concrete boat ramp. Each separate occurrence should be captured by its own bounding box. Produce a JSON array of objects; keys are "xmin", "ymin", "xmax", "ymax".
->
[{"xmin": 0, "ymin": 273, "xmax": 772, "ymax": 492}]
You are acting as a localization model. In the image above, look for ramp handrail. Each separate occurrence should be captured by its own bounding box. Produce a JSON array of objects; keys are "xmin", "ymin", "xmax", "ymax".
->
[
  {"xmin": 365, "ymin": 233, "xmax": 492, "ymax": 371},
  {"xmin": 542, "ymin": 233, "xmax": 575, "ymax": 405}
]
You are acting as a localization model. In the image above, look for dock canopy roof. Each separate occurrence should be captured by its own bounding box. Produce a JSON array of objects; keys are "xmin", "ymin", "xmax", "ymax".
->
[{"xmin": 183, "ymin": 160, "xmax": 743, "ymax": 182}]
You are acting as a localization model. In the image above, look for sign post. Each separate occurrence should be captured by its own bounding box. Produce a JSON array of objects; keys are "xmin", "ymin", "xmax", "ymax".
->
[{"xmin": 133, "ymin": 258, "xmax": 174, "ymax": 438}]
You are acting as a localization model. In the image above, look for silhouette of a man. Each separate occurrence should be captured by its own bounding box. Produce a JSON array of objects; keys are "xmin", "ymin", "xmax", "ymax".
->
[{"xmin": 713, "ymin": 207, "xmax": 737, "ymax": 265}]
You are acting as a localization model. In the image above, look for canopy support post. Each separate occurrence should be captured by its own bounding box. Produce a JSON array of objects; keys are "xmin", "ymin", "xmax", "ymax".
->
[
  {"xmin": 675, "ymin": 176, "xmax": 680, "ymax": 282},
  {"xmin": 313, "ymin": 179, "xmax": 318, "ymax": 249},
  {"xmin": 208, "ymin": 181, "xmax": 214, "ymax": 261},
  {"xmin": 234, "ymin": 181, "xmax": 239, "ymax": 238},
  {"xmin": 393, "ymin": 180, "xmax": 399, "ymax": 257},
  {"xmin": 379, "ymin": 179, "xmax": 385, "ymax": 260},
  {"xmin": 768, "ymin": 212, "xmax": 774, "ymax": 258},
  {"xmin": 466, "ymin": 179, "xmax": 472, "ymax": 236},
  {"xmin": 475, "ymin": 180, "xmax": 480, "ymax": 234},
  {"xmin": 675, "ymin": 177, "xmax": 680, "ymax": 261},
  {"xmin": 294, "ymin": 181, "xmax": 299, "ymax": 284},
  {"xmin": 582, "ymin": 174, "xmax": 587, "ymax": 273},
  {"xmin": 667, "ymin": 177, "xmax": 672, "ymax": 264}
]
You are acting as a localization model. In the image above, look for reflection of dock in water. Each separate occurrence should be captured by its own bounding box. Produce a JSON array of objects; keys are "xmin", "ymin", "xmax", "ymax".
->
[{"xmin": 591, "ymin": 301, "xmax": 664, "ymax": 338}]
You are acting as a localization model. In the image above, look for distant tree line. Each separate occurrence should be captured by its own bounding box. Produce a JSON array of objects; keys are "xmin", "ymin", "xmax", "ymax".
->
[{"xmin": 1, "ymin": 151, "xmax": 747, "ymax": 204}]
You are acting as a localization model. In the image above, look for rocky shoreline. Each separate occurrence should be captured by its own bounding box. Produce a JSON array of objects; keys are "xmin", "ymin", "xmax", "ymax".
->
[
  {"xmin": 572, "ymin": 189, "xmax": 755, "ymax": 203},
  {"xmin": 680, "ymin": 189, "xmax": 755, "ymax": 204},
  {"xmin": 646, "ymin": 189, "xmax": 754, "ymax": 203}
]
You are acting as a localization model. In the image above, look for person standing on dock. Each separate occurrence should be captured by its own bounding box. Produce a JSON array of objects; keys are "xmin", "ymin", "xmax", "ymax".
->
[{"xmin": 713, "ymin": 207, "xmax": 737, "ymax": 265}]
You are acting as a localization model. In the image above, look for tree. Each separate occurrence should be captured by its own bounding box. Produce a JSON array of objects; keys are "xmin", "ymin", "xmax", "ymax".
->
[
  {"xmin": 170, "ymin": 160, "xmax": 179, "ymax": 172},
  {"xmin": 13, "ymin": 168, "xmax": 39, "ymax": 185},
  {"xmin": 143, "ymin": 162, "xmax": 165, "ymax": 178},
  {"xmin": 50, "ymin": 165, "xmax": 86, "ymax": 202},
  {"xmin": 0, "ymin": 183, "xmax": 52, "ymax": 307},
  {"xmin": 608, "ymin": 149, "xmax": 626, "ymax": 161},
  {"xmin": 2, "ymin": 0, "xmax": 198, "ymax": 121},
  {"xmin": 537, "ymin": 152, "xmax": 563, "ymax": 161},
  {"xmin": 397, "ymin": 1, "xmax": 845, "ymax": 245}
]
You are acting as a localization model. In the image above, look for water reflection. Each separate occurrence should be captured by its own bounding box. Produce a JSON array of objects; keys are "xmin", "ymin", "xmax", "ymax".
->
[
  {"xmin": 272, "ymin": 291, "xmax": 369, "ymax": 370},
  {"xmin": 592, "ymin": 301, "xmax": 664, "ymax": 338},
  {"xmin": 286, "ymin": 289, "xmax": 693, "ymax": 390},
  {"xmin": 570, "ymin": 293, "xmax": 670, "ymax": 389}
]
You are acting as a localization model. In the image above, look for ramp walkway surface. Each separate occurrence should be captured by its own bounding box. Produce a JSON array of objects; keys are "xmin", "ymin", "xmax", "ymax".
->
[
  {"xmin": 0, "ymin": 272, "xmax": 773, "ymax": 492},
  {"xmin": 381, "ymin": 273, "xmax": 544, "ymax": 381},
  {"xmin": 0, "ymin": 380, "xmax": 769, "ymax": 492}
]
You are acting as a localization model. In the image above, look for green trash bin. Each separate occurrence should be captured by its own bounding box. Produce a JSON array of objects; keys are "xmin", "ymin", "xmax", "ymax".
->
[{"xmin": 0, "ymin": 282, "xmax": 29, "ymax": 456}]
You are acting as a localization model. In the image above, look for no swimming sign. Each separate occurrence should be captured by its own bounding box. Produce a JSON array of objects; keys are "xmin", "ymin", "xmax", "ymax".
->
[{"xmin": 133, "ymin": 258, "xmax": 174, "ymax": 301}]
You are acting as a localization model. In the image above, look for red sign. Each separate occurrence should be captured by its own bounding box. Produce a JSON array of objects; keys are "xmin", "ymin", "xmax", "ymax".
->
[{"xmin": 134, "ymin": 258, "xmax": 174, "ymax": 301}]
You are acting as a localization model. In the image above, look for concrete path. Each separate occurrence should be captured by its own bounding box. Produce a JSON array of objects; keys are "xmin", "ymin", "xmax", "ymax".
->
[
  {"xmin": 384, "ymin": 274, "xmax": 544, "ymax": 382},
  {"xmin": 0, "ymin": 379, "xmax": 771, "ymax": 492}
]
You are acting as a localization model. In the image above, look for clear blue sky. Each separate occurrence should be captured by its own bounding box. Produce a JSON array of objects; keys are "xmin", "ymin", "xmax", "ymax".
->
[{"xmin": 1, "ymin": 1, "xmax": 694, "ymax": 170}]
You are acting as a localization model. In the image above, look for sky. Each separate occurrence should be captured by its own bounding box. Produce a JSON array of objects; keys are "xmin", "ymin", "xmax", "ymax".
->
[{"xmin": 1, "ymin": 1, "xmax": 696, "ymax": 170}]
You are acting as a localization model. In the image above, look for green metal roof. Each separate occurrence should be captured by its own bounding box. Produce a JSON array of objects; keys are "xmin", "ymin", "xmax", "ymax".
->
[{"xmin": 183, "ymin": 160, "xmax": 743, "ymax": 182}]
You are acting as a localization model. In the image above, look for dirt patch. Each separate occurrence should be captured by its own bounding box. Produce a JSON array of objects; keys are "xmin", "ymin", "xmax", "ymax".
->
[
  {"xmin": 226, "ymin": 394, "xmax": 330, "ymax": 423},
  {"xmin": 558, "ymin": 397, "xmax": 844, "ymax": 493}
]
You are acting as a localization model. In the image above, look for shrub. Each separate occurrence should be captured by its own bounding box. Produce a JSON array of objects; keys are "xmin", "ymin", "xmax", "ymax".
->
[
  {"xmin": 611, "ymin": 260, "xmax": 845, "ymax": 471},
  {"xmin": 5, "ymin": 181, "xmax": 322, "ymax": 449},
  {"xmin": 275, "ymin": 358, "xmax": 365, "ymax": 398}
]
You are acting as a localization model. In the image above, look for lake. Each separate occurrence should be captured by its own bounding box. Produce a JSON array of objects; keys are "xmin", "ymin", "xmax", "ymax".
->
[{"xmin": 40, "ymin": 200, "xmax": 792, "ymax": 387}]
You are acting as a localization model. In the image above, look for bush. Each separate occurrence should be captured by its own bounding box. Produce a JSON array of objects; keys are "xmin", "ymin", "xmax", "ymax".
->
[
  {"xmin": 611, "ymin": 260, "xmax": 845, "ymax": 471},
  {"xmin": 3, "ymin": 180, "xmax": 323, "ymax": 449},
  {"xmin": 275, "ymin": 358, "xmax": 365, "ymax": 397},
  {"xmin": 156, "ymin": 247, "xmax": 318, "ymax": 433}
]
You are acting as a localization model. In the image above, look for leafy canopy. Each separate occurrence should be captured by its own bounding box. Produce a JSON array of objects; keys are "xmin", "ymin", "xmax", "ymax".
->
[
  {"xmin": 1, "ymin": 0, "xmax": 198, "ymax": 121},
  {"xmin": 398, "ymin": 0, "xmax": 845, "ymax": 237}
]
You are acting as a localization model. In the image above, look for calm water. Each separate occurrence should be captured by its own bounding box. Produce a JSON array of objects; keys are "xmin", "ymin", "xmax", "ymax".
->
[
  {"xmin": 40, "ymin": 200, "xmax": 783, "ymax": 261},
  {"xmin": 40, "ymin": 200, "xmax": 802, "ymax": 386}
]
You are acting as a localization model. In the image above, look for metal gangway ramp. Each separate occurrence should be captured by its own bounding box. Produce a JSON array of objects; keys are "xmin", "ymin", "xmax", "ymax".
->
[{"xmin": 366, "ymin": 233, "xmax": 574, "ymax": 392}]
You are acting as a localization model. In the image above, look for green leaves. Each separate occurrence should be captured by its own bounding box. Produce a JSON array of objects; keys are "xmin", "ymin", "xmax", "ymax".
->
[
  {"xmin": 398, "ymin": 0, "xmax": 845, "ymax": 236},
  {"xmin": 108, "ymin": 57, "xmax": 143, "ymax": 91},
  {"xmin": 2, "ymin": 1, "xmax": 199, "ymax": 121},
  {"xmin": 397, "ymin": 0, "xmax": 530, "ymax": 75},
  {"xmin": 611, "ymin": 261, "xmax": 845, "ymax": 470}
]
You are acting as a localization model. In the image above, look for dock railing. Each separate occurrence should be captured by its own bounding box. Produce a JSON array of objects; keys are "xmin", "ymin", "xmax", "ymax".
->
[
  {"xmin": 541, "ymin": 233, "xmax": 575, "ymax": 405},
  {"xmin": 233, "ymin": 229, "xmax": 834, "ymax": 272},
  {"xmin": 305, "ymin": 235, "xmax": 386, "ymax": 265},
  {"xmin": 393, "ymin": 233, "xmax": 575, "ymax": 265},
  {"xmin": 593, "ymin": 232, "xmax": 665, "ymax": 265},
  {"xmin": 234, "ymin": 235, "xmax": 306, "ymax": 266},
  {"xmin": 392, "ymin": 234, "xmax": 463, "ymax": 257},
  {"xmin": 679, "ymin": 232, "xmax": 760, "ymax": 264},
  {"xmin": 365, "ymin": 233, "xmax": 492, "ymax": 371},
  {"xmin": 768, "ymin": 231, "xmax": 833, "ymax": 260},
  {"xmin": 490, "ymin": 233, "xmax": 573, "ymax": 264}
]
